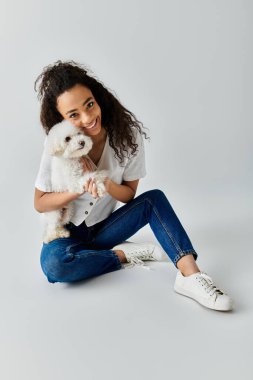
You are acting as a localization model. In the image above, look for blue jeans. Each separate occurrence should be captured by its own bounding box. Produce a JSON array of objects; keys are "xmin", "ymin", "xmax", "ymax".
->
[{"xmin": 40, "ymin": 189, "xmax": 198, "ymax": 283}]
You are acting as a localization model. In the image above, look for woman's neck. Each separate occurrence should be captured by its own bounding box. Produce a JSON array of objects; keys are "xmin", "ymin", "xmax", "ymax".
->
[{"xmin": 91, "ymin": 127, "xmax": 107, "ymax": 146}]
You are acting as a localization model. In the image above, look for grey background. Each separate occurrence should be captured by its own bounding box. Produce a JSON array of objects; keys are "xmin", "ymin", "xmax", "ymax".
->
[{"xmin": 0, "ymin": 0, "xmax": 252, "ymax": 379}]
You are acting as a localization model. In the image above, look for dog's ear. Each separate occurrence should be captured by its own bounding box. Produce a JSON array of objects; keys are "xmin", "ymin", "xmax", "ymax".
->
[
  {"xmin": 48, "ymin": 145, "xmax": 64, "ymax": 156},
  {"xmin": 46, "ymin": 136, "xmax": 64, "ymax": 156}
]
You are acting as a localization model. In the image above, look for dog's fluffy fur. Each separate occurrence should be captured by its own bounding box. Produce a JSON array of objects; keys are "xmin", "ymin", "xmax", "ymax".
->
[{"xmin": 43, "ymin": 120, "xmax": 108, "ymax": 243}]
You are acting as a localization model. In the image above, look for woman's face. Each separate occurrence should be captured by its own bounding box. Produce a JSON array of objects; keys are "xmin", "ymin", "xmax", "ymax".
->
[{"xmin": 56, "ymin": 84, "xmax": 103, "ymax": 138}]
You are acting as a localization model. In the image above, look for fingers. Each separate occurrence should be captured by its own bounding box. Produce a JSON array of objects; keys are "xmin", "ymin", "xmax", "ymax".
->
[
  {"xmin": 81, "ymin": 157, "xmax": 94, "ymax": 172},
  {"xmin": 91, "ymin": 180, "xmax": 98, "ymax": 198},
  {"xmin": 87, "ymin": 159, "xmax": 97, "ymax": 172},
  {"xmin": 86, "ymin": 159, "xmax": 93, "ymax": 172},
  {"xmin": 80, "ymin": 157, "xmax": 87, "ymax": 172},
  {"xmin": 84, "ymin": 178, "xmax": 98, "ymax": 198}
]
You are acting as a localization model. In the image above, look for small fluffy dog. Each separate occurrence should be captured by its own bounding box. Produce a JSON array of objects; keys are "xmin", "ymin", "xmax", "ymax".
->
[{"xmin": 43, "ymin": 120, "xmax": 108, "ymax": 243}]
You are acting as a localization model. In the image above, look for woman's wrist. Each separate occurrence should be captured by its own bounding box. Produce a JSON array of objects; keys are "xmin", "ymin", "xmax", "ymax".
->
[
  {"xmin": 104, "ymin": 177, "xmax": 112, "ymax": 193},
  {"xmin": 105, "ymin": 179, "xmax": 134, "ymax": 203}
]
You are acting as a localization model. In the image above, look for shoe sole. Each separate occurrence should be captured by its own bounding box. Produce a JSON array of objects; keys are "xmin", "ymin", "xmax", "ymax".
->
[{"xmin": 174, "ymin": 284, "xmax": 233, "ymax": 311}]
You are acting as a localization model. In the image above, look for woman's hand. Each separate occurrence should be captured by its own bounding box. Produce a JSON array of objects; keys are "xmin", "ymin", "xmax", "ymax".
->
[
  {"xmin": 79, "ymin": 156, "xmax": 99, "ymax": 198},
  {"xmin": 79, "ymin": 156, "xmax": 112, "ymax": 198},
  {"xmin": 84, "ymin": 177, "xmax": 99, "ymax": 198},
  {"xmin": 83, "ymin": 176, "xmax": 112, "ymax": 198},
  {"xmin": 103, "ymin": 177, "xmax": 112, "ymax": 193},
  {"xmin": 80, "ymin": 156, "xmax": 97, "ymax": 172}
]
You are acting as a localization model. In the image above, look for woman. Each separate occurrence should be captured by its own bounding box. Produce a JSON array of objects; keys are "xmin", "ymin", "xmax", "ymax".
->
[{"xmin": 34, "ymin": 60, "xmax": 233, "ymax": 311}]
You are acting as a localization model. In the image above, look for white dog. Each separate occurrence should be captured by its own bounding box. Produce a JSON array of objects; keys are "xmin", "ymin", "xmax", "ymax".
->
[{"xmin": 43, "ymin": 119, "xmax": 108, "ymax": 243}]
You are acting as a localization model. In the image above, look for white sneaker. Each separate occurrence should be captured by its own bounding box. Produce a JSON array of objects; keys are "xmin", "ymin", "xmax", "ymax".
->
[
  {"xmin": 174, "ymin": 271, "xmax": 234, "ymax": 311},
  {"xmin": 112, "ymin": 241, "xmax": 163, "ymax": 270}
]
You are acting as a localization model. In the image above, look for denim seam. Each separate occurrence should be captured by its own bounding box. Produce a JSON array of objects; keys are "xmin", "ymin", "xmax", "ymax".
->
[
  {"xmin": 93, "ymin": 196, "xmax": 185, "ymax": 258},
  {"xmin": 111, "ymin": 251, "xmax": 123, "ymax": 269},
  {"xmin": 90, "ymin": 199, "xmax": 148, "ymax": 239},
  {"xmin": 109, "ymin": 249, "xmax": 123, "ymax": 269},
  {"xmin": 146, "ymin": 198, "xmax": 184, "ymax": 254},
  {"xmin": 73, "ymin": 250, "xmax": 123, "ymax": 269},
  {"xmin": 174, "ymin": 250, "xmax": 198, "ymax": 266},
  {"xmin": 149, "ymin": 199, "xmax": 198, "ymax": 266},
  {"xmin": 66, "ymin": 242, "xmax": 88, "ymax": 253},
  {"xmin": 74, "ymin": 251, "xmax": 116, "ymax": 259},
  {"xmin": 44, "ymin": 251, "xmax": 122, "ymax": 280}
]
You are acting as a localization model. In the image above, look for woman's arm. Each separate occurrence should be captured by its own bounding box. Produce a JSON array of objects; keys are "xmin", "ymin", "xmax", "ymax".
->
[
  {"xmin": 105, "ymin": 178, "xmax": 139, "ymax": 203},
  {"xmin": 34, "ymin": 187, "xmax": 82, "ymax": 213},
  {"xmin": 34, "ymin": 157, "xmax": 96, "ymax": 213},
  {"xmin": 34, "ymin": 177, "xmax": 139, "ymax": 213}
]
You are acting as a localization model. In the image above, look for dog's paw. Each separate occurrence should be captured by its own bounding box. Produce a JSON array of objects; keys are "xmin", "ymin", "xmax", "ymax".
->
[
  {"xmin": 43, "ymin": 227, "xmax": 70, "ymax": 243},
  {"xmin": 95, "ymin": 169, "xmax": 109, "ymax": 181},
  {"xmin": 56, "ymin": 227, "xmax": 70, "ymax": 238},
  {"xmin": 77, "ymin": 174, "xmax": 94, "ymax": 193},
  {"xmin": 95, "ymin": 181, "xmax": 107, "ymax": 198},
  {"xmin": 91, "ymin": 170, "xmax": 108, "ymax": 198}
]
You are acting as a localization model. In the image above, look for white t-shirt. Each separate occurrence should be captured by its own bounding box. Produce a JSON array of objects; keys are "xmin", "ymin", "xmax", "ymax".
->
[{"xmin": 34, "ymin": 127, "xmax": 147, "ymax": 227}]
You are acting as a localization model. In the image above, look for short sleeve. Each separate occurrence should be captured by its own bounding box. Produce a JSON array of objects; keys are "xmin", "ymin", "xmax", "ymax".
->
[
  {"xmin": 122, "ymin": 129, "xmax": 147, "ymax": 181},
  {"xmin": 34, "ymin": 137, "xmax": 53, "ymax": 192}
]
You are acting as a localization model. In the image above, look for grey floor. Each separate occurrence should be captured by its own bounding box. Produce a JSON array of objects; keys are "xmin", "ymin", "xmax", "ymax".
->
[{"xmin": 1, "ymin": 192, "xmax": 252, "ymax": 380}]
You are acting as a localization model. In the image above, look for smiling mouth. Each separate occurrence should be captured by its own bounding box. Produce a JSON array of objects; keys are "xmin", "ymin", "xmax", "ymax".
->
[{"xmin": 84, "ymin": 117, "xmax": 97, "ymax": 129}]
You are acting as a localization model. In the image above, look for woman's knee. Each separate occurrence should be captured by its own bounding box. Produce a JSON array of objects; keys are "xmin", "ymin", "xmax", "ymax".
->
[
  {"xmin": 142, "ymin": 188, "xmax": 165, "ymax": 201},
  {"xmin": 40, "ymin": 247, "xmax": 73, "ymax": 283}
]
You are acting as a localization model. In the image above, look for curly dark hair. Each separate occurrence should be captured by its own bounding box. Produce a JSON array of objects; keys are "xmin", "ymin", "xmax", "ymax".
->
[{"xmin": 34, "ymin": 60, "xmax": 150, "ymax": 164}]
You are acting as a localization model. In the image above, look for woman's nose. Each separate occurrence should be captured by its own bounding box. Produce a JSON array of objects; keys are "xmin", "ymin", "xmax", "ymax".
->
[{"xmin": 81, "ymin": 113, "xmax": 93, "ymax": 126}]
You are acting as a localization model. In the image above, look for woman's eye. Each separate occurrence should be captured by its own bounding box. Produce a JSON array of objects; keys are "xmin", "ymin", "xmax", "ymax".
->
[
  {"xmin": 65, "ymin": 136, "xmax": 71, "ymax": 142},
  {"xmin": 69, "ymin": 102, "xmax": 94, "ymax": 118},
  {"xmin": 87, "ymin": 101, "xmax": 94, "ymax": 108}
]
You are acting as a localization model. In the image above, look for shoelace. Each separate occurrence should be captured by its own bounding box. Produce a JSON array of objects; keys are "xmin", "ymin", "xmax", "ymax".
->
[
  {"xmin": 124, "ymin": 249, "xmax": 157, "ymax": 271},
  {"xmin": 196, "ymin": 272, "xmax": 224, "ymax": 297}
]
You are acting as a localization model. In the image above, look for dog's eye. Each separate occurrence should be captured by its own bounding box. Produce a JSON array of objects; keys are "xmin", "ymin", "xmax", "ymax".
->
[
  {"xmin": 65, "ymin": 136, "xmax": 71, "ymax": 142},
  {"xmin": 77, "ymin": 132, "xmax": 81, "ymax": 135}
]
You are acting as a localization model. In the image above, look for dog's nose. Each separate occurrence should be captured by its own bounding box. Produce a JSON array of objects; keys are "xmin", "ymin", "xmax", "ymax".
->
[{"xmin": 79, "ymin": 140, "xmax": 85, "ymax": 147}]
